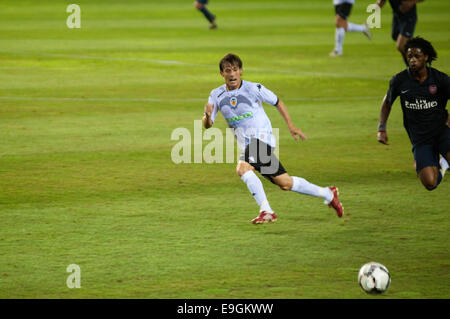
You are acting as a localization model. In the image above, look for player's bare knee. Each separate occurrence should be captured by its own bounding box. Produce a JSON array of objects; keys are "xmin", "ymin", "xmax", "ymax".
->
[
  {"xmin": 237, "ymin": 166, "xmax": 254, "ymax": 177},
  {"xmin": 335, "ymin": 16, "xmax": 345, "ymax": 28},
  {"xmin": 279, "ymin": 183, "xmax": 291, "ymax": 191},
  {"xmin": 423, "ymin": 182, "xmax": 437, "ymax": 191},
  {"xmin": 420, "ymin": 176, "xmax": 437, "ymax": 191},
  {"xmin": 236, "ymin": 161, "xmax": 254, "ymax": 177},
  {"xmin": 280, "ymin": 179, "xmax": 293, "ymax": 191},
  {"xmin": 273, "ymin": 175, "xmax": 293, "ymax": 191},
  {"xmin": 194, "ymin": 1, "xmax": 203, "ymax": 9}
]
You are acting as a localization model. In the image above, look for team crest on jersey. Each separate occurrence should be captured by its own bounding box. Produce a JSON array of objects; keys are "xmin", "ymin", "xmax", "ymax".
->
[
  {"xmin": 429, "ymin": 84, "xmax": 437, "ymax": 95},
  {"xmin": 230, "ymin": 96, "xmax": 238, "ymax": 108}
]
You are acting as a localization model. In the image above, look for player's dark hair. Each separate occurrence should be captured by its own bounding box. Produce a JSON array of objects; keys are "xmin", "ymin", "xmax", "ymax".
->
[
  {"xmin": 219, "ymin": 53, "xmax": 243, "ymax": 71},
  {"xmin": 404, "ymin": 37, "xmax": 437, "ymax": 65}
]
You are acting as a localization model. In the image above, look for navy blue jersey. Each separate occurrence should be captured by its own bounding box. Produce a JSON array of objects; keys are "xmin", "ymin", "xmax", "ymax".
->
[
  {"xmin": 389, "ymin": 0, "xmax": 417, "ymax": 18},
  {"xmin": 386, "ymin": 67, "xmax": 449, "ymax": 145}
]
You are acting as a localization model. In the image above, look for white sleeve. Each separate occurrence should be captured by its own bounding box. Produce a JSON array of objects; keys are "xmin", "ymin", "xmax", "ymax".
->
[
  {"xmin": 207, "ymin": 91, "xmax": 219, "ymax": 123},
  {"xmin": 254, "ymin": 83, "xmax": 279, "ymax": 106}
]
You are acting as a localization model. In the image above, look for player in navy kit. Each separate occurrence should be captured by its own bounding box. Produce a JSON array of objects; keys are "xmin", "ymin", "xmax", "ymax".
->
[
  {"xmin": 377, "ymin": 37, "xmax": 450, "ymax": 190},
  {"xmin": 194, "ymin": 0, "xmax": 217, "ymax": 29},
  {"xmin": 203, "ymin": 53, "xmax": 343, "ymax": 223},
  {"xmin": 377, "ymin": 0, "xmax": 424, "ymax": 65}
]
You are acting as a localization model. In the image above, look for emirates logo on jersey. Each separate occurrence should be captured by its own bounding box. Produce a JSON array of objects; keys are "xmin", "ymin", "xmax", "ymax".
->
[
  {"xmin": 429, "ymin": 84, "xmax": 437, "ymax": 95},
  {"xmin": 230, "ymin": 97, "xmax": 237, "ymax": 108}
]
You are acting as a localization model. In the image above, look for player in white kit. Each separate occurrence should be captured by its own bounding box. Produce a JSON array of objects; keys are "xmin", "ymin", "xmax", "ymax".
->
[
  {"xmin": 330, "ymin": 0, "xmax": 372, "ymax": 57},
  {"xmin": 202, "ymin": 53, "xmax": 344, "ymax": 224}
]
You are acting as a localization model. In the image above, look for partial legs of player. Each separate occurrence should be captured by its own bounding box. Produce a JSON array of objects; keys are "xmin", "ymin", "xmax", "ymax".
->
[
  {"xmin": 237, "ymin": 161, "xmax": 277, "ymax": 224},
  {"xmin": 237, "ymin": 161, "xmax": 344, "ymax": 224},
  {"xmin": 331, "ymin": 14, "xmax": 371, "ymax": 57},
  {"xmin": 419, "ymin": 152, "xmax": 450, "ymax": 191},
  {"xmin": 194, "ymin": 0, "xmax": 217, "ymax": 29},
  {"xmin": 396, "ymin": 34, "xmax": 410, "ymax": 66},
  {"xmin": 419, "ymin": 166, "xmax": 440, "ymax": 191},
  {"xmin": 271, "ymin": 173, "xmax": 344, "ymax": 218}
]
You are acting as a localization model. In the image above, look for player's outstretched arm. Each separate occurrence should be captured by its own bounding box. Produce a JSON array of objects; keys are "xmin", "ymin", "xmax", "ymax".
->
[
  {"xmin": 275, "ymin": 99, "xmax": 307, "ymax": 142},
  {"xmin": 377, "ymin": 95, "xmax": 392, "ymax": 145},
  {"xmin": 202, "ymin": 103, "xmax": 214, "ymax": 129}
]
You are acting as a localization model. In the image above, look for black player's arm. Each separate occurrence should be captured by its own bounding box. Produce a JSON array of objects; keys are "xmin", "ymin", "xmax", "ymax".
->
[
  {"xmin": 202, "ymin": 103, "xmax": 214, "ymax": 129},
  {"xmin": 377, "ymin": 95, "xmax": 392, "ymax": 145},
  {"xmin": 379, "ymin": 95, "xmax": 392, "ymax": 124}
]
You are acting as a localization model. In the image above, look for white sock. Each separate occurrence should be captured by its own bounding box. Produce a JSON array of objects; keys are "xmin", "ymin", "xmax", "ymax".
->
[
  {"xmin": 347, "ymin": 22, "xmax": 366, "ymax": 33},
  {"xmin": 335, "ymin": 27, "xmax": 345, "ymax": 53},
  {"xmin": 241, "ymin": 170, "xmax": 273, "ymax": 213},
  {"xmin": 290, "ymin": 176, "xmax": 333, "ymax": 204},
  {"xmin": 440, "ymin": 157, "xmax": 449, "ymax": 177}
]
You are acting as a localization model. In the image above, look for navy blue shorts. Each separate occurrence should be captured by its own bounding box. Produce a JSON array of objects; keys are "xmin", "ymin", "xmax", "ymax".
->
[
  {"xmin": 412, "ymin": 127, "xmax": 450, "ymax": 173},
  {"xmin": 334, "ymin": 3, "xmax": 352, "ymax": 20},
  {"xmin": 196, "ymin": 0, "xmax": 209, "ymax": 4},
  {"xmin": 239, "ymin": 138, "xmax": 287, "ymax": 182},
  {"xmin": 391, "ymin": 14, "xmax": 416, "ymax": 41}
]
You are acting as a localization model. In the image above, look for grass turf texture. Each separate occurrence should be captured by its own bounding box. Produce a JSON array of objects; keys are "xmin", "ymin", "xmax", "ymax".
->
[{"xmin": 0, "ymin": 0, "xmax": 449, "ymax": 299}]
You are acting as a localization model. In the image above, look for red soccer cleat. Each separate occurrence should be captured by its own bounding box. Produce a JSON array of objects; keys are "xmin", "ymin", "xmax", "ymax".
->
[
  {"xmin": 251, "ymin": 211, "xmax": 277, "ymax": 224},
  {"xmin": 328, "ymin": 186, "xmax": 343, "ymax": 217}
]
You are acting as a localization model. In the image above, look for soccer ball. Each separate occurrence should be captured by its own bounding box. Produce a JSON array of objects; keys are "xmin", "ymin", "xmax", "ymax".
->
[{"xmin": 358, "ymin": 262, "xmax": 391, "ymax": 294}]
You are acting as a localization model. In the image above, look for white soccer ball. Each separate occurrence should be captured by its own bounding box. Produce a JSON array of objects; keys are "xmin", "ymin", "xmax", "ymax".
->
[{"xmin": 358, "ymin": 262, "xmax": 391, "ymax": 294}]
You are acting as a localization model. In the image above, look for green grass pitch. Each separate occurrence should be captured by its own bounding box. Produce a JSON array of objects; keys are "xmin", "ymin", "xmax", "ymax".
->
[{"xmin": 0, "ymin": 0, "xmax": 448, "ymax": 299}]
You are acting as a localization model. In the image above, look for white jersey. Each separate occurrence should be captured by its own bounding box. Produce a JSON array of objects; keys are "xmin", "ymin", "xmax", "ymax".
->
[
  {"xmin": 333, "ymin": 0, "xmax": 354, "ymax": 5},
  {"xmin": 208, "ymin": 80, "xmax": 279, "ymax": 151}
]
